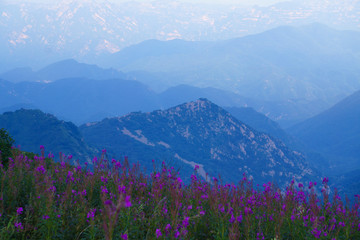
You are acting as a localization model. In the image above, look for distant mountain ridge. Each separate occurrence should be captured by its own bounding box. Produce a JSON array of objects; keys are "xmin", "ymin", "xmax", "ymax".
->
[
  {"xmin": 0, "ymin": 77, "xmax": 160, "ymax": 125},
  {"xmin": 80, "ymin": 99, "xmax": 316, "ymax": 186},
  {"xmin": 0, "ymin": 59, "xmax": 126, "ymax": 83},
  {"xmin": 0, "ymin": 65, "xmax": 324, "ymax": 127}
]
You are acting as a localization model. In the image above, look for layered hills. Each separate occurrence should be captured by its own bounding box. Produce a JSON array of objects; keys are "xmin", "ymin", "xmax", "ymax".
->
[
  {"xmin": 0, "ymin": 77, "xmax": 159, "ymax": 124},
  {"xmin": 109, "ymin": 24, "xmax": 360, "ymax": 107}
]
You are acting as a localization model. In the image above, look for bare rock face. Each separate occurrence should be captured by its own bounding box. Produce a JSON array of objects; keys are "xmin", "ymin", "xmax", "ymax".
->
[{"xmin": 81, "ymin": 98, "xmax": 316, "ymax": 186}]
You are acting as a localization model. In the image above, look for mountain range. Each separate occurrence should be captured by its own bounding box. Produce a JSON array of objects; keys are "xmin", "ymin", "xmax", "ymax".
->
[
  {"xmin": 107, "ymin": 24, "xmax": 360, "ymax": 106},
  {"xmin": 0, "ymin": 99, "xmax": 317, "ymax": 187},
  {"xmin": 1, "ymin": 0, "xmax": 359, "ymax": 72},
  {"xmin": 80, "ymin": 98, "xmax": 316, "ymax": 186}
]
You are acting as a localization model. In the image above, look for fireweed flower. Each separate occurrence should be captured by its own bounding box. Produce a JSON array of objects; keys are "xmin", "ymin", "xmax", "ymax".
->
[
  {"xmin": 174, "ymin": 230, "xmax": 180, "ymax": 238},
  {"xmin": 156, "ymin": 229, "xmax": 162, "ymax": 238},
  {"xmin": 118, "ymin": 185, "xmax": 126, "ymax": 194},
  {"xmin": 121, "ymin": 234, "xmax": 128, "ymax": 240},
  {"xmin": 36, "ymin": 165, "xmax": 46, "ymax": 174},
  {"xmin": 244, "ymin": 207, "xmax": 252, "ymax": 215},
  {"xmin": 163, "ymin": 207, "xmax": 168, "ymax": 214},
  {"xmin": 229, "ymin": 214, "xmax": 235, "ymax": 223},
  {"xmin": 322, "ymin": 177, "xmax": 329, "ymax": 184},
  {"xmin": 17, "ymin": 207, "xmax": 23, "ymax": 215},
  {"xmin": 165, "ymin": 224, "xmax": 171, "ymax": 232},
  {"xmin": 42, "ymin": 215, "xmax": 50, "ymax": 220},
  {"xmin": 87, "ymin": 209, "xmax": 96, "ymax": 220},
  {"xmin": 256, "ymin": 232, "xmax": 265, "ymax": 240},
  {"xmin": 100, "ymin": 186, "xmax": 108, "ymax": 194},
  {"xmin": 125, "ymin": 195, "xmax": 132, "ymax": 207},
  {"xmin": 182, "ymin": 217, "xmax": 190, "ymax": 228},
  {"xmin": 67, "ymin": 171, "xmax": 74, "ymax": 182},
  {"xmin": 14, "ymin": 222, "xmax": 23, "ymax": 230},
  {"xmin": 201, "ymin": 194, "xmax": 208, "ymax": 199},
  {"xmin": 101, "ymin": 176, "xmax": 108, "ymax": 184}
]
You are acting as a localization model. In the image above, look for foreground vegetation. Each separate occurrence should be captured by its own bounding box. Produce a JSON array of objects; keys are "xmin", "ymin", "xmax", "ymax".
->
[{"xmin": 0, "ymin": 147, "xmax": 359, "ymax": 239}]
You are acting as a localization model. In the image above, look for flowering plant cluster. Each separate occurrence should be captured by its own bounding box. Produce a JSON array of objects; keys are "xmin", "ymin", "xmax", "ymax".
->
[{"xmin": 0, "ymin": 147, "xmax": 359, "ymax": 239}]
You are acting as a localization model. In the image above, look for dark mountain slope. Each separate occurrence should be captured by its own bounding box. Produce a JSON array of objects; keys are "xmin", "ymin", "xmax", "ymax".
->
[
  {"xmin": 0, "ymin": 109, "xmax": 95, "ymax": 162},
  {"xmin": 225, "ymin": 106, "xmax": 294, "ymax": 146},
  {"xmin": 289, "ymin": 89, "xmax": 360, "ymax": 173},
  {"xmin": 80, "ymin": 99, "xmax": 316, "ymax": 186}
]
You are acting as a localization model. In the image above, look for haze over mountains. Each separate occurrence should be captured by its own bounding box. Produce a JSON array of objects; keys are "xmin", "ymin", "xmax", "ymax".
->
[
  {"xmin": 2, "ymin": 23, "xmax": 360, "ymax": 125},
  {"xmin": 1, "ymin": 0, "xmax": 359, "ymax": 72}
]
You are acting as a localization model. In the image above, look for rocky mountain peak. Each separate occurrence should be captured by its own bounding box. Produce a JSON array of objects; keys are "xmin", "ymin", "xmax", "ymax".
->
[{"xmin": 81, "ymin": 99, "xmax": 316, "ymax": 186}]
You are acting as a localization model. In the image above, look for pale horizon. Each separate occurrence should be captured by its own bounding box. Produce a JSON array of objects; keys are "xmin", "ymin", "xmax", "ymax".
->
[{"xmin": 5, "ymin": 0, "xmax": 289, "ymax": 7}]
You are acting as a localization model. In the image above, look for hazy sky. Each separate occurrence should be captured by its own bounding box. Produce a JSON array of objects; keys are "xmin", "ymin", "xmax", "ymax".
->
[{"xmin": 10, "ymin": 0, "xmax": 287, "ymax": 7}]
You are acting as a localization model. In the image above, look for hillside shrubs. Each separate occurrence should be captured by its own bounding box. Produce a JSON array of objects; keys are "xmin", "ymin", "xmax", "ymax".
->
[{"xmin": 0, "ymin": 128, "xmax": 14, "ymax": 167}]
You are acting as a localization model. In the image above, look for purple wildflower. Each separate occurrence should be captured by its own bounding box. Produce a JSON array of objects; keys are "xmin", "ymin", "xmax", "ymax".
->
[
  {"xmin": 237, "ymin": 214, "xmax": 243, "ymax": 223},
  {"xmin": 165, "ymin": 224, "xmax": 171, "ymax": 232},
  {"xmin": 101, "ymin": 176, "xmax": 108, "ymax": 184},
  {"xmin": 125, "ymin": 195, "xmax": 132, "ymax": 207},
  {"xmin": 36, "ymin": 165, "xmax": 46, "ymax": 174},
  {"xmin": 163, "ymin": 207, "xmax": 168, "ymax": 214},
  {"xmin": 121, "ymin": 234, "xmax": 128, "ymax": 240},
  {"xmin": 87, "ymin": 209, "xmax": 96, "ymax": 220},
  {"xmin": 100, "ymin": 186, "xmax": 108, "ymax": 194},
  {"xmin": 182, "ymin": 217, "xmax": 190, "ymax": 228},
  {"xmin": 156, "ymin": 228, "xmax": 162, "ymax": 238},
  {"xmin": 229, "ymin": 214, "xmax": 235, "ymax": 223},
  {"xmin": 16, "ymin": 207, "xmax": 23, "ymax": 215},
  {"xmin": 14, "ymin": 222, "xmax": 23, "ymax": 230}
]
